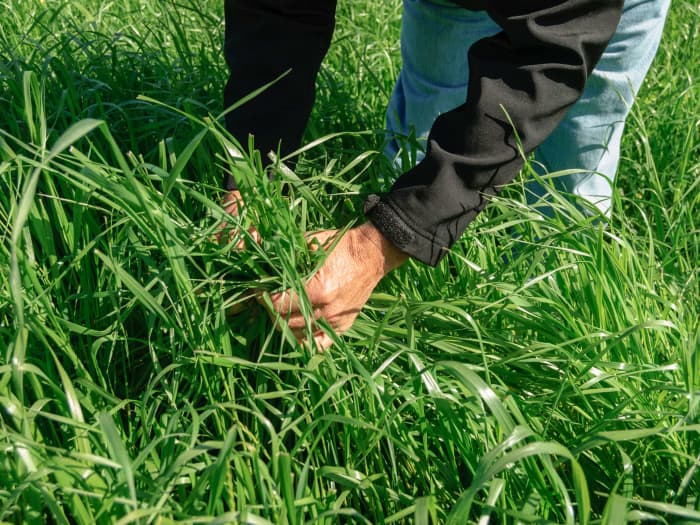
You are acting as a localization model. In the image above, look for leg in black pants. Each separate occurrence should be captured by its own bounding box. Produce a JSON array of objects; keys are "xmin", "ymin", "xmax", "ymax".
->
[{"xmin": 223, "ymin": 0, "xmax": 338, "ymax": 190}]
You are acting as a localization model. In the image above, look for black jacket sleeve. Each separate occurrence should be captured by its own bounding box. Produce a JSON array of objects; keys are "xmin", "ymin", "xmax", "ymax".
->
[{"xmin": 365, "ymin": 0, "xmax": 624, "ymax": 266}]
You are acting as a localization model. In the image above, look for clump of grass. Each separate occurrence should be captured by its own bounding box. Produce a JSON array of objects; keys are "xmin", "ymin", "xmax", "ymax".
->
[{"xmin": 1, "ymin": 0, "xmax": 698, "ymax": 523}]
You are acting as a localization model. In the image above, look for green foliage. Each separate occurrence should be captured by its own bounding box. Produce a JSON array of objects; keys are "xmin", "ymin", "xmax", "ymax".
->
[{"xmin": 0, "ymin": 0, "xmax": 698, "ymax": 523}]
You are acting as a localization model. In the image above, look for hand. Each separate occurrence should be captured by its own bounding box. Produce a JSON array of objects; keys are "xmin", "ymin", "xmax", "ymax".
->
[
  {"xmin": 217, "ymin": 189, "xmax": 261, "ymax": 249},
  {"xmin": 265, "ymin": 222, "xmax": 408, "ymax": 351},
  {"xmin": 218, "ymin": 189, "xmax": 263, "ymax": 316}
]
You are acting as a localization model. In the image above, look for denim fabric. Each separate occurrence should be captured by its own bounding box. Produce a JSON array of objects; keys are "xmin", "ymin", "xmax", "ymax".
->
[{"xmin": 385, "ymin": 0, "xmax": 670, "ymax": 215}]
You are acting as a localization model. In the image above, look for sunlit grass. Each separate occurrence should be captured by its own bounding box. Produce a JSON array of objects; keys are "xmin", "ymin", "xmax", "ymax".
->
[{"xmin": 0, "ymin": 0, "xmax": 698, "ymax": 523}]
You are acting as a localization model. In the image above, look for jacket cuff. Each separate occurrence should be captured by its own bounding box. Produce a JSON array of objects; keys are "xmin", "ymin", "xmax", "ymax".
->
[
  {"xmin": 363, "ymin": 194, "xmax": 449, "ymax": 267},
  {"xmin": 223, "ymin": 172, "xmax": 238, "ymax": 191}
]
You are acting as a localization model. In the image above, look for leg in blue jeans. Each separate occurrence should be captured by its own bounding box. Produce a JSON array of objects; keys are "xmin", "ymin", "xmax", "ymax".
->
[{"xmin": 385, "ymin": 0, "xmax": 671, "ymax": 216}]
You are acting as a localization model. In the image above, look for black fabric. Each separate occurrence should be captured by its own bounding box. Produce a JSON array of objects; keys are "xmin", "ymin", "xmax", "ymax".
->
[
  {"xmin": 222, "ymin": 0, "xmax": 337, "ymax": 190},
  {"xmin": 222, "ymin": 0, "xmax": 623, "ymax": 265}
]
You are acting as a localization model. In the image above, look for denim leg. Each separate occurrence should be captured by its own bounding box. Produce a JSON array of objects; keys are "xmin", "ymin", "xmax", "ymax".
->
[
  {"xmin": 529, "ymin": 0, "xmax": 671, "ymax": 215},
  {"xmin": 386, "ymin": 0, "xmax": 670, "ymax": 215},
  {"xmin": 384, "ymin": 0, "xmax": 499, "ymax": 161}
]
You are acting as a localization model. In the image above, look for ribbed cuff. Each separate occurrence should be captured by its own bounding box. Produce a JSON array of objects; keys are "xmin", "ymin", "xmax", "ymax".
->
[
  {"xmin": 363, "ymin": 194, "xmax": 449, "ymax": 267},
  {"xmin": 223, "ymin": 172, "xmax": 238, "ymax": 191}
]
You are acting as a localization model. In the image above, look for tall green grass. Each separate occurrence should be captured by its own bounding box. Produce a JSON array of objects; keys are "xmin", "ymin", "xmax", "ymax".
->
[{"xmin": 1, "ymin": 0, "xmax": 698, "ymax": 523}]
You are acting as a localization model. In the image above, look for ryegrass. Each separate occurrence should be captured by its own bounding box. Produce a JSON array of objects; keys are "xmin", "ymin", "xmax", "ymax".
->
[{"xmin": 1, "ymin": 0, "xmax": 698, "ymax": 523}]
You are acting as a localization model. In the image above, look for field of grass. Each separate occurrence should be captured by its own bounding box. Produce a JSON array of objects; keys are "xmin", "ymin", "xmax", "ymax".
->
[{"xmin": 0, "ymin": 0, "xmax": 698, "ymax": 523}]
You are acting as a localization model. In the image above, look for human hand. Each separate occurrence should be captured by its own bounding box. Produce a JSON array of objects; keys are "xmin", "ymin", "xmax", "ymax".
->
[
  {"xmin": 217, "ymin": 189, "xmax": 261, "ymax": 249},
  {"xmin": 217, "ymin": 189, "xmax": 263, "ymax": 316},
  {"xmin": 264, "ymin": 222, "xmax": 408, "ymax": 351}
]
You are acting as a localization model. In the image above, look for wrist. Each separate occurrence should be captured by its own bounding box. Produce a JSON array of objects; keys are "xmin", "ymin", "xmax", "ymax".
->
[
  {"xmin": 355, "ymin": 222, "xmax": 408, "ymax": 276},
  {"xmin": 223, "ymin": 189, "xmax": 244, "ymax": 215}
]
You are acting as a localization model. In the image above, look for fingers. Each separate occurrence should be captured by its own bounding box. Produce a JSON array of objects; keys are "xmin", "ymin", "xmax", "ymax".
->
[
  {"xmin": 217, "ymin": 189, "xmax": 261, "ymax": 249},
  {"xmin": 222, "ymin": 189, "xmax": 244, "ymax": 213},
  {"xmin": 216, "ymin": 224, "xmax": 259, "ymax": 250},
  {"xmin": 267, "ymin": 288, "xmax": 301, "ymax": 315},
  {"xmin": 263, "ymin": 290, "xmax": 321, "ymax": 330},
  {"xmin": 259, "ymin": 291, "xmax": 341, "ymax": 351},
  {"xmin": 304, "ymin": 230, "xmax": 339, "ymax": 252},
  {"xmin": 311, "ymin": 331, "xmax": 334, "ymax": 352},
  {"xmin": 249, "ymin": 227, "xmax": 262, "ymax": 245},
  {"xmin": 267, "ymin": 273, "xmax": 328, "ymax": 314}
]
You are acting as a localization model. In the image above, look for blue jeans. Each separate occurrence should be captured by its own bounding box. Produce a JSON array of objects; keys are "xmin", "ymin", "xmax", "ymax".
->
[{"xmin": 386, "ymin": 0, "xmax": 670, "ymax": 216}]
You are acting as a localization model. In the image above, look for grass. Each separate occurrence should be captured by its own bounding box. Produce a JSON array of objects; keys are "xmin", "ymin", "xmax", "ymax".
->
[{"xmin": 0, "ymin": 0, "xmax": 698, "ymax": 523}]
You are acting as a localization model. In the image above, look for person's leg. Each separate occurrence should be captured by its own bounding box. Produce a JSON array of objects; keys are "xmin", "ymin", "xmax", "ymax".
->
[
  {"xmin": 223, "ymin": 0, "xmax": 337, "ymax": 189},
  {"xmin": 528, "ymin": 0, "xmax": 671, "ymax": 215},
  {"xmin": 384, "ymin": 0, "xmax": 500, "ymax": 163}
]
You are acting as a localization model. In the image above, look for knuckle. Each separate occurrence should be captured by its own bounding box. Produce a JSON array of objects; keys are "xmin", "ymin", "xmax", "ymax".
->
[{"xmin": 313, "ymin": 282, "xmax": 334, "ymax": 305}]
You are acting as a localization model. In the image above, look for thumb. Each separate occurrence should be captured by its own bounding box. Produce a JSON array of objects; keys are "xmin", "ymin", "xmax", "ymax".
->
[{"xmin": 304, "ymin": 229, "xmax": 341, "ymax": 252}]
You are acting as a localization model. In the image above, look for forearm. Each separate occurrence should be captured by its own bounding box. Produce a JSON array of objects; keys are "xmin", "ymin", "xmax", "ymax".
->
[
  {"xmin": 355, "ymin": 222, "xmax": 409, "ymax": 277},
  {"xmin": 367, "ymin": 0, "xmax": 624, "ymax": 266}
]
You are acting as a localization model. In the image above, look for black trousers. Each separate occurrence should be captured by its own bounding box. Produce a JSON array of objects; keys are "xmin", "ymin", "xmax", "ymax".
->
[{"xmin": 223, "ymin": 0, "xmax": 337, "ymax": 190}]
